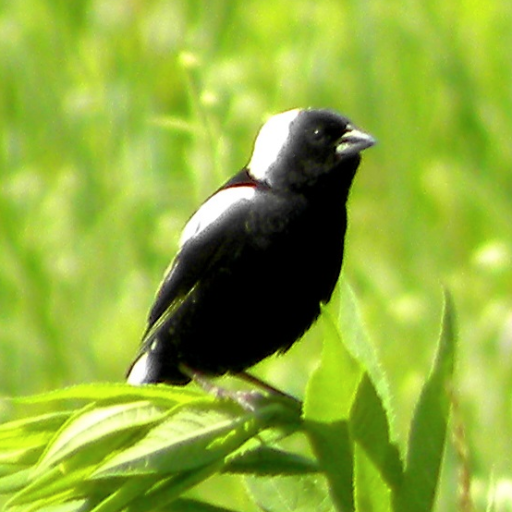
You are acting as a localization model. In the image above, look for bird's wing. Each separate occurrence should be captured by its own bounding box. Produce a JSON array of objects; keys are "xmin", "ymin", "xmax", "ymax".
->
[{"xmin": 141, "ymin": 184, "xmax": 258, "ymax": 345}]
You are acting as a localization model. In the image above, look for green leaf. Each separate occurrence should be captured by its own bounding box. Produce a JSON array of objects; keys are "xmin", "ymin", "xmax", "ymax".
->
[
  {"xmin": 350, "ymin": 375, "xmax": 403, "ymax": 490},
  {"xmin": 0, "ymin": 411, "xmax": 73, "ymax": 436},
  {"xmin": 303, "ymin": 278, "xmax": 399, "ymax": 512},
  {"xmin": 0, "ymin": 463, "xmax": 28, "ymax": 477},
  {"xmin": 7, "ymin": 401, "xmax": 171, "ymax": 507},
  {"xmin": 303, "ymin": 308, "xmax": 362, "ymax": 422},
  {"xmin": 93, "ymin": 401, "xmax": 280, "ymax": 477},
  {"xmin": 224, "ymin": 446, "xmax": 319, "ymax": 476},
  {"xmin": 12, "ymin": 383, "xmax": 206, "ymax": 407},
  {"xmin": 0, "ymin": 411, "xmax": 74, "ymax": 467},
  {"xmin": 354, "ymin": 445, "xmax": 392, "ymax": 512},
  {"xmin": 123, "ymin": 464, "xmax": 223, "ymax": 512},
  {"xmin": 246, "ymin": 474, "xmax": 335, "ymax": 512},
  {"xmin": 0, "ymin": 467, "xmax": 32, "ymax": 494},
  {"xmin": 0, "ymin": 437, "xmax": 51, "ymax": 465},
  {"xmin": 86, "ymin": 474, "xmax": 162, "ymax": 512},
  {"xmin": 36, "ymin": 400, "xmax": 170, "ymax": 473},
  {"xmin": 7, "ymin": 460, "xmax": 99, "ymax": 506},
  {"xmin": 305, "ymin": 420, "xmax": 354, "ymax": 512},
  {"xmin": 88, "ymin": 462, "xmax": 226, "ymax": 512},
  {"xmin": 10, "ymin": 498, "xmax": 87, "ymax": 512},
  {"xmin": 393, "ymin": 290, "xmax": 457, "ymax": 512},
  {"xmin": 154, "ymin": 497, "xmax": 242, "ymax": 512},
  {"xmin": 336, "ymin": 278, "xmax": 395, "ymax": 436},
  {"xmin": 2, "ymin": 392, "xmax": 300, "ymax": 511}
]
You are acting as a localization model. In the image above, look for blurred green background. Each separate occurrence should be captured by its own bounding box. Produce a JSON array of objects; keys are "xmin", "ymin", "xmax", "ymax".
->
[{"xmin": 1, "ymin": 0, "xmax": 511, "ymax": 510}]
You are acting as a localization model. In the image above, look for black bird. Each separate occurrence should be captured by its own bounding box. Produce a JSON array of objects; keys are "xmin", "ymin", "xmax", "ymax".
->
[{"xmin": 127, "ymin": 108, "xmax": 375, "ymax": 387}]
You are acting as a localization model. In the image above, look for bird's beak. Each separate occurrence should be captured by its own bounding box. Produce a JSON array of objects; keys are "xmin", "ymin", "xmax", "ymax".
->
[{"xmin": 336, "ymin": 126, "xmax": 376, "ymax": 158}]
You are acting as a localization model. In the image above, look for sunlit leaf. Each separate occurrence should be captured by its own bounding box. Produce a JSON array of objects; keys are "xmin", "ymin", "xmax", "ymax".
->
[
  {"xmin": 0, "ymin": 411, "xmax": 73, "ymax": 435},
  {"xmin": 305, "ymin": 420, "xmax": 354, "ymax": 512},
  {"xmin": 393, "ymin": 291, "xmax": 457, "ymax": 512},
  {"xmin": 350, "ymin": 375, "xmax": 403, "ymax": 490},
  {"xmin": 354, "ymin": 445, "xmax": 392, "ymax": 512},
  {"xmin": 37, "ymin": 401, "xmax": 170, "ymax": 473},
  {"xmin": 122, "ymin": 464, "xmax": 222, "ymax": 512},
  {"xmin": 93, "ymin": 401, "xmax": 280, "ymax": 477},
  {"xmin": 336, "ymin": 278, "xmax": 395, "ymax": 436},
  {"xmin": 246, "ymin": 474, "xmax": 335, "ymax": 512},
  {"xmin": 224, "ymin": 446, "xmax": 319, "ymax": 476},
  {"xmin": 303, "ymin": 308, "xmax": 361, "ymax": 422},
  {"xmin": 13, "ymin": 383, "xmax": 206, "ymax": 408},
  {"xmin": 0, "ymin": 467, "xmax": 32, "ymax": 494}
]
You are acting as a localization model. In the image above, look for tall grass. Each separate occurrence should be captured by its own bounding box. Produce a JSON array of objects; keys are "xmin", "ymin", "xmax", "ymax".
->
[{"xmin": 1, "ymin": 1, "xmax": 511, "ymax": 509}]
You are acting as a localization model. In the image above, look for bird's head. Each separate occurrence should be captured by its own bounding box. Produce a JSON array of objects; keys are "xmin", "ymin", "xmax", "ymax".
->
[{"xmin": 247, "ymin": 108, "xmax": 376, "ymax": 191}]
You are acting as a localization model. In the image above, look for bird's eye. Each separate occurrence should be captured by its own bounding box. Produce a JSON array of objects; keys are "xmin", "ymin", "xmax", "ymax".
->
[
  {"xmin": 310, "ymin": 127, "xmax": 326, "ymax": 145},
  {"xmin": 308, "ymin": 126, "xmax": 329, "ymax": 146}
]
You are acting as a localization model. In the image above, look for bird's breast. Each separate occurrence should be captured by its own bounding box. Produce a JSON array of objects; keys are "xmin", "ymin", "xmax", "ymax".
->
[{"xmin": 239, "ymin": 191, "xmax": 347, "ymax": 302}]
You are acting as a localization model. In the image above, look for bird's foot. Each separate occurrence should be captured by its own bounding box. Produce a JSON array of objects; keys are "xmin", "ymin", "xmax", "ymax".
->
[{"xmin": 178, "ymin": 364, "xmax": 267, "ymax": 411}]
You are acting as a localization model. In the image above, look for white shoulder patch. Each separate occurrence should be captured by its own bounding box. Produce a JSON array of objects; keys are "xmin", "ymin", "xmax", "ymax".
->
[
  {"xmin": 179, "ymin": 186, "xmax": 256, "ymax": 247},
  {"xmin": 126, "ymin": 352, "xmax": 150, "ymax": 385},
  {"xmin": 248, "ymin": 109, "xmax": 300, "ymax": 181}
]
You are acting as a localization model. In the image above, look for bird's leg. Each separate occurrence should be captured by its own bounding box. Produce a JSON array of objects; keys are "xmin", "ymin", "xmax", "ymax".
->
[
  {"xmin": 237, "ymin": 371, "xmax": 302, "ymax": 407},
  {"xmin": 178, "ymin": 364, "xmax": 263, "ymax": 411}
]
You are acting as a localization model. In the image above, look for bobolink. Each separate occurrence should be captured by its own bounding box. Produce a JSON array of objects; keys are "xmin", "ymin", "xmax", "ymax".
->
[{"xmin": 127, "ymin": 108, "xmax": 375, "ymax": 386}]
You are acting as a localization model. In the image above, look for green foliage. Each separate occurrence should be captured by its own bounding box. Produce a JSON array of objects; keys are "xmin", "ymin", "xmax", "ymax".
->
[
  {"xmin": 394, "ymin": 292, "xmax": 457, "ymax": 512},
  {"xmin": 0, "ymin": 284, "xmax": 456, "ymax": 512}
]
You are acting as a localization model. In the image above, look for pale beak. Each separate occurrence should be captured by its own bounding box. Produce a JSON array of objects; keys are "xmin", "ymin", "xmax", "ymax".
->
[{"xmin": 336, "ymin": 125, "xmax": 376, "ymax": 158}]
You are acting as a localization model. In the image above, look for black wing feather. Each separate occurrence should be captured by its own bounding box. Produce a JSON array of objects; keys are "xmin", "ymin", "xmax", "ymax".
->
[{"xmin": 142, "ymin": 187, "xmax": 255, "ymax": 343}]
